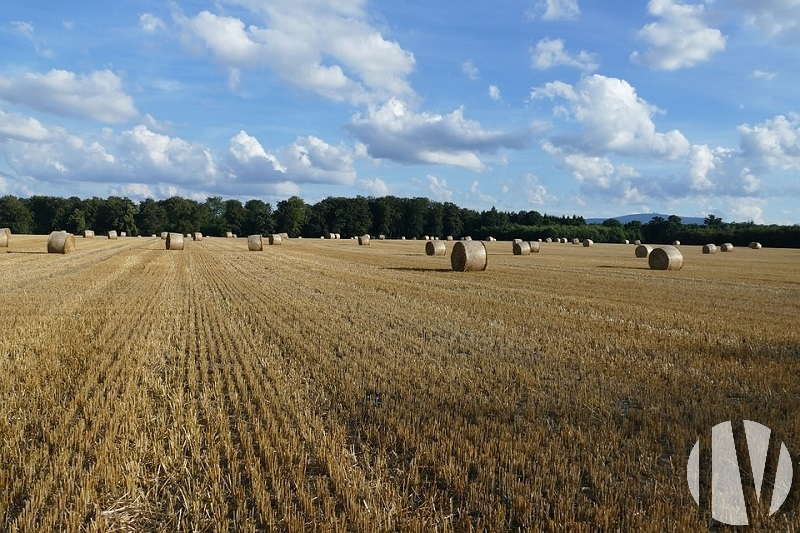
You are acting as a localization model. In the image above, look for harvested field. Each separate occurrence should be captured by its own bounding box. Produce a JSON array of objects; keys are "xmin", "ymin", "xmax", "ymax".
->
[{"xmin": 1, "ymin": 238, "xmax": 799, "ymax": 531}]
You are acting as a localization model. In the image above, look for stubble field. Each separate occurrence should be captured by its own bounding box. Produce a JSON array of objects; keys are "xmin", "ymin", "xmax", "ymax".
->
[{"xmin": 1, "ymin": 235, "xmax": 799, "ymax": 532}]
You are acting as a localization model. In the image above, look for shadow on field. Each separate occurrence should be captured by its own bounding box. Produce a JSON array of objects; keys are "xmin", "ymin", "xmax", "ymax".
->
[
  {"xmin": 4, "ymin": 251, "xmax": 48, "ymax": 254},
  {"xmin": 383, "ymin": 266, "xmax": 452, "ymax": 273},
  {"xmin": 597, "ymin": 265, "xmax": 649, "ymax": 270}
]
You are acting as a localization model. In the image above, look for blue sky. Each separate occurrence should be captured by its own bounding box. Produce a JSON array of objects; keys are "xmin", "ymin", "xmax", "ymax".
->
[{"xmin": 1, "ymin": 0, "xmax": 800, "ymax": 223}]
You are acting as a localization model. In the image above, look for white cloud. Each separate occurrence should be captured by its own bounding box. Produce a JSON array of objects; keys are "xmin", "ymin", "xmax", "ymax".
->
[
  {"xmin": 532, "ymin": 74, "xmax": 690, "ymax": 159},
  {"xmin": 139, "ymin": 13, "xmax": 166, "ymax": 33},
  {"xmin": 631, "ymin": 0, "xmax": 726, "ymax": 70},
  {"xmin": 176, "ymin": 2, "xmax": 416, "ymax": 104},
  {"xmin": 278, "ymin": 135, "xmax": 356, "ymax": 184},
  {"xmin": 118, "ymin": 124, "xmax": 216, "ymax": 182},
  {"xmin": 731, "ymin": 0, "xmax": 800, "ymax": 43},
  {"xmin": 738, "ymin": 113, "xmax": 800, "ymax": 170},
  {"xmin": 489, "ymin": 85, "xmax": 502, "ymax": 101},
  {"xmin": 530, "ymin": 38, "xmax": 598, "ymax": 71},
  {"xmin": 426, "ymin": 175, "xmax": 453, "ymax": 201},
  {"xmin": 462, "ymin": 61, "xmax": 480, "ymax": 80},
  {"xmin": 346, "ymin": 98, "xmax": 529, "ymax": 171},
  {"xmin": 11, "ymin": 21, "xmax": 53, "ymax": 58},
  {"xmin": 359, "ymin": 177, "xmax": 390, "ymax": 196},
  {"xmin": 531, "ymin": 0, "xmax": 580, "ymax": 20},
  {"xmin": 0, "ymin": 108, "xmax": 51, "ymax": 142},
  {"xmin": 521, "ymin": 173, "xmax": 556, "ymax": 205},
  {"xmin": 227, "ymin": 130, "xmax": 286, "ymax": 183},
  {"xmin": 0, "ymin": 69, "xmax": 137, "ymax": 123},
  {"xmin": 470, "ymin": 180, "xmax": 496, "ymax": 204},
  {"xmin": 752, "ymin": 70, "xmax": 778, "ymax": 80}
]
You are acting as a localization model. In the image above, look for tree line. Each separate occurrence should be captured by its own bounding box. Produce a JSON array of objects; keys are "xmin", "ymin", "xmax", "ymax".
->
[{"xmin": 0, "ymin": 194, "xmax": 798, "ymax": 247}]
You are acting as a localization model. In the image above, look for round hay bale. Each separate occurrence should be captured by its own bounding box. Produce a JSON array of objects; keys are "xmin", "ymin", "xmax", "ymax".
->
[
  {"xmin": 702, "ymin": 243, "xmax": 717, "ymax": 254},
  {"xmin": 268, "ymin": 234, "xmax": 282, "ymax": 245},
  {"xmin": 280, "ymin": 232, "xmax": 289, "ymax": 240},
  {"xmin": 401, "ymin": 236, "xmax": 406, "ymax": 240},
  {"xmin": 328, "ymin": 233, "xmax": 336, "ymax": 239},
  {"xmin": 635, "ymin": 244, "xmax": 653, "ymax": 258},
  {"xmin": 108, "ymin": 230, "xmax": 118, "ymax": 240},
  {"xmin": 649, "ymin": 245, "xmax": 683, "ymax": 271},
  {"xmin": 572, "ymin": 238, "xmax": 580, "ymax": 245},
  {"xmin": 513, "ymin": 238, "xmax": 523, "ymax": 244},
  {"xmin": 225, "ymin": 231, "xmax": 234, "ymax": 238},
  {"xmin": 622, "ymin": 239, "xmax": 629, "ymax": 245},
  {"xmin": 151, "ymin": 234, "xmax": 157, "ymax": 238},
  {"xmin": 583, "ymin": 239, "xmax": 593, "ymax": 247},
  {"xmin": 335, "ymin": 233, "xmax": 341, "ymax": 239},
  {"xmin": 166, "ymin": 232, "xmax": 184, "ymax": 250},
  {"xmin": 634, "ymin": 239, "xmax": 642, "ymax": 245},
  {"xmin": 425, "ymin": 240, "xmax": 446, "ymax": 256},
  {"xmin": 446, "ymin": 235, "xmax": 453, "ymax": 241},
  {"xmin": 379, "ymin": 234, "xmax": 386, "ymax": 240},
  {"xmin": 184, "ymin": 233, "xmax": 190, "ymax": 239},
  {"xmin": 0, "ymin": 229, "xmax": 7, "ymax": 248},
  {"xmin": 451, "ymin": 241, "xmax": 487, "ymax": 272},
  {"xmin": 193, "ymin": 232, "xmax": 203, "ymax": 241},
  {"xmin": 720, "ymin": 243, "xmax": 734, "ymax": 252},
  {"xmin": 672, "ymin": 240, "xmax": 680, "ymax": 246},
  {"xmin": 82, "ymin": 229, "xmax": 94, "ymax": 238},
  {"xmin": 749, "ymin": 241, "xmax": 762, "ymax": 249},
  {"xmin": 358, "ymin": 235, "xmax": 370, "ymax": 245},
  {"xmin": 464, "ymin": 236, "xmax": 472, "ymax": 241},
  {"xmin": 120, "ymin": 231, "xmax": 127, "ymax": 237},
  {"xmin": 424, "ymin": 235, "xmax": 430, "ymax": 241},
  {"xmin": 47, "ymin": 231, "xmax": 75, "ymax": 254},
  {"xmin": 513, "ymin": 241, "xmax": 531, "ymax": 255},
  {"xmin": 545, "ymin": 237, "xmax": 553, "ymax": 243},
  {"xmin": 487, "ymin": 236, "xmax": 497, "ymax": 241},
  {"xmin": 528, "ymin": 241, "xmax": 541, "ymax": 253},
  {"xmin": 161, "ymin": 231, "xmax": 169, "ymax": 239},
  {"xmin": 247, "ymin": 234, "xmax": 263, "ymax": 251}
]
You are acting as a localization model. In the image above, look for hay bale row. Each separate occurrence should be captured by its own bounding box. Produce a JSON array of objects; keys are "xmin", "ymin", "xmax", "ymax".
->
[
  {"xmin": 248, "ymin": 235, "xmax": 263, "ymax": 251},
  {"xmin": 649, "ymin": 245, "xmax": 683, "ymax": 270},
  {"xmin": 702, "ymin": 243, "xmax": 717, "ymax": 254},
  {"xmin": 108, "ymin": 230, "xmax": 118, "ymax": 240},
  {"xmin": 512, "ymin": 241, "xmax": 531, "ymax": 255},
  {"xmin": 635, "ymin": 244, "xmax": 653, "ymax": 258},
  {"xmin": 358, "ymin": 235, "xmax": 370, "ymax": 246},
  {"xmin": 269, "ymin": 234, "xmax": 282, "ymax": 245},
  {"xmin": 749, "ymin": 241, "xmax": 762, "ymax": 249},
  {"xmin": 721, "ymin": 243, "xmax": 734, "ymax": 252},
  {"xmin": 425, "ymin": 240, "xmax": 446, "ymax": 256},
  {"xmin": 47, "ymin": 231, "xmax": 75, "ymax": 254},
  {"xmin": 166, "ymin": 232, "xmax": 184, "ymax": 250},
  {"xmin": 451, "ymin": 241, "xmax": 487, "ymax": 271}
]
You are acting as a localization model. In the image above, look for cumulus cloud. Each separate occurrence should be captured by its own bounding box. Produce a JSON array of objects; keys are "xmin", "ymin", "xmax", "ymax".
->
[
  {"xmin": 531, "ymin": 74, "xmax": 690, "ymax": 159},
  {"xmin": 360, "ymin": 177, "xmax": 390, "ymax": 196},
  {"xmin": 278, "ymin": 135, "xmax": 356, "ymax": 185},
  {"xmin": 346, "ymin": 98, "xmax": 529, "ymax": 171},
  {"xmin": 530, "ymin": 38, "xmax": 598, "ymax": 71},
  {"xmin": 175, "ymin": 1, "xmax": 416, "ymax": 104},
  {"xmin": 227, "ymin": 130, "xmax": 286, "ymax": 182},
  {"xmin": 631, "ymin": 0, "xmax": 726, "ymax": 70},
  {"xmin": 738, "ymin": 113, "xmax": 800, "ymax": 170},
  {"xmin": 426, "ymin": 175, "xmax": 453, "ymax": 201},
  {"xmin": 530, "ymin": 0, "xmax": 580, "ymax": 20},
  {"xmin": 489, "ymin": 85, "xmax": 502, "ymax": 101},
  {"xmin": 521, "ymin": 173, "xmax": 556, "ymax": 205},
  {"xmin": 0, "ymin": 69, "xmax": 137, "ymax": 123},
  {"xmin": 118, "ymin": 125, "xmax": 216, "ymax": 183},
  {"xmin": 0, "ymin": 108, "xmax": 51, "ymax": 142}
]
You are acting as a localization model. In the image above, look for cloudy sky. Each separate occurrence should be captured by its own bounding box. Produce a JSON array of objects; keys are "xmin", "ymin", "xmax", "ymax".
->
[{"xmin": 2, "ymin": 0, "xmax": 800, "ymax": 223}]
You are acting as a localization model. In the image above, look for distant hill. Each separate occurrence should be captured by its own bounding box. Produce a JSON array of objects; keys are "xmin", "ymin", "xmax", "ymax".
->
[{"xmin": 585, "ymin": 213, "xmax": 707, "ymax": 225}]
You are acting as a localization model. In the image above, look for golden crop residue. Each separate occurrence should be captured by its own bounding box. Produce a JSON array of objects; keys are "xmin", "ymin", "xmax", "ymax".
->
[{"xmin": 1, "ymin": 237, "xmax": 799, "ymax": 531}]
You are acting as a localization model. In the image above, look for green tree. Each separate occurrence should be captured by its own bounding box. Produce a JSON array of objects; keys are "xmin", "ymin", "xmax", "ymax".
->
[
  {"xmin": 442, "ymin": 202, "xmax": 463, "ymax": 238},
  {"xmin": 223, "ymin": 199, "xmax": 246, "ymax": 236},
  {"xmin": 136, "ymin": 198, "xmax": 168, "ymax": 236},
  {"xmin": 97, "ymin": 196, "xmax": 138, "ymax": 235},
  {"xmin": 243, "ymin": 199, "xmax": 274, "ymax": 235},
  {"xmin": 0, "ymin": 195, "xmax": 34, "ymax": 234},
  {"xmin": 275, "ymin": 196, "xmax": 309, "ymax": 237}
]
